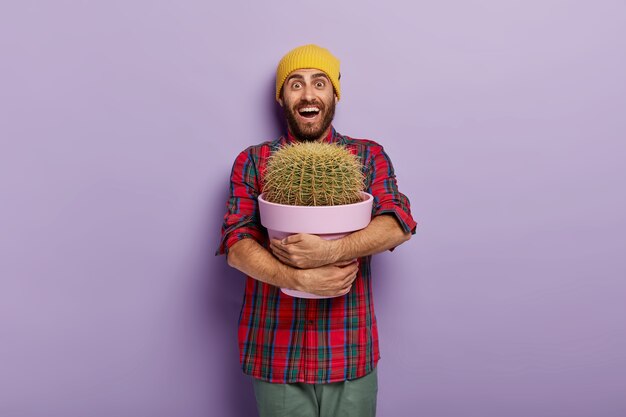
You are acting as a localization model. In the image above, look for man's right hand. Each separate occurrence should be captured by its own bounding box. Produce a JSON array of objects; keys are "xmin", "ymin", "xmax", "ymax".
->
[{"xmin": 292, "ymin": 260, "xmax": 359, "ymax": 297}]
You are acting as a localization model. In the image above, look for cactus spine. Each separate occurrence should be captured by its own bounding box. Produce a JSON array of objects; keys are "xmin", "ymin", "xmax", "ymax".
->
[{"xmin": 263, "ymin": 142, "xmax": 364, "ymax": 206}]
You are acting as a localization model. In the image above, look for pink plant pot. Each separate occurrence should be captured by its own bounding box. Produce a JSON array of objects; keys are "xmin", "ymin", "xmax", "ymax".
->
[{"xmin": 258, "ymin": 191, "xmax": 373, "ymax": 299}]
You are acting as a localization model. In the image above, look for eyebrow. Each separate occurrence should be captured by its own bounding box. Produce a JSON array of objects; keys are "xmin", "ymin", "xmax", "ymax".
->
[{"xmin": 286, "ymin": 72, "xmax": 330, "ymax": 83}]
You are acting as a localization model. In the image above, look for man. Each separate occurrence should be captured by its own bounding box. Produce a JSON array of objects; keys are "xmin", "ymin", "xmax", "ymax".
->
[{"xmin": 217, "ymin": 44, "xmax": 417, "ymax": 417}]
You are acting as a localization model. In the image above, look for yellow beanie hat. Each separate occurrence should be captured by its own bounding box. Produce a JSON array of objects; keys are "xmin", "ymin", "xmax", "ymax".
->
[{"xmin": 276, "ymin": 44, "xmax": 341, "ymax": 101}]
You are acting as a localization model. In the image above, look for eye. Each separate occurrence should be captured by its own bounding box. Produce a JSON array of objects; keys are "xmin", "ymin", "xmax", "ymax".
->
[
  {"xmin": 291, "ymin": 82, "xmax": 302, "ymax": 89},
  {"xmin": 315, "ymin": 81, "xmax": 325, "ymax": 88}
]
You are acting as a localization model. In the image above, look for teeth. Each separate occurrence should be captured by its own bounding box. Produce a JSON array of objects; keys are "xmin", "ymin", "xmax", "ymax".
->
[{"xmin": 300, "ymin": 107, "xmax": 320, "ymax": 113}]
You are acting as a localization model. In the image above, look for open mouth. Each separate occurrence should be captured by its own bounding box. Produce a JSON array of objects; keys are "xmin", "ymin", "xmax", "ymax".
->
[{"xmin": 297, "ymin": 106, "xmax": 321, "ymax": 119}]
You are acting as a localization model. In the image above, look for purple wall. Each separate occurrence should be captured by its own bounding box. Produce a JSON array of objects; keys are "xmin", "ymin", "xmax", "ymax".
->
[{"xmin": 1, "ymin": 1, "xmax": 625, "ymax": 416}]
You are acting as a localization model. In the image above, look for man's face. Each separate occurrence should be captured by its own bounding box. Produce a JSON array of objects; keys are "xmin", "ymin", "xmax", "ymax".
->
[{"xmin": 278, "ymin": 68, "xmax": 338, "ymax": 141}]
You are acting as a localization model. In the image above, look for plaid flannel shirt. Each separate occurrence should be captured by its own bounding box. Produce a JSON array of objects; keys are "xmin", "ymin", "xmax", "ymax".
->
[{"xmin": 217, "ymin": 127, "xmax": 417, "ymax": 384}]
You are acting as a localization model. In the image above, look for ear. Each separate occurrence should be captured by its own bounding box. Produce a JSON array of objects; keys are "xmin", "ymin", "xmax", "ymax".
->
[
  {"xmin": 278, "ymin": 97, "xmax": 284, "ymax": 107},
  {"xmin": 334, "ymin": 94, "xmax": 338, "ymax": 104}
]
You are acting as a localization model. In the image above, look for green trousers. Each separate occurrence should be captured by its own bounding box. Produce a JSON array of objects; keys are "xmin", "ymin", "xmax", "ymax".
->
[{"xmin": 252, "ymin": 368, "xmax": 378, "ymax": 417}]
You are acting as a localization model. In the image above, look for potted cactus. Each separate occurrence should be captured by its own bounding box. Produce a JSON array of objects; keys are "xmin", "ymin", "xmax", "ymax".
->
[{"xmin": 258, "ymin": 142, "xmax": 374, "ymax": 299}]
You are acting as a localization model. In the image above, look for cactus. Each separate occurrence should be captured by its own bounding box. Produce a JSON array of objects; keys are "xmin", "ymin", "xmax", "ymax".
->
[{"xmin": 263, "ymin": 142, "xmax": 365, "ymax": 206}]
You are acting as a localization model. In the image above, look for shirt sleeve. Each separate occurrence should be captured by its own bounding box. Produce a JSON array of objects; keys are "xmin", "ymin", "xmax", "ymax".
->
[
  {"xmin": 367, "ymin": 145, "xmax": 417, "ymax": 235},
  {"xmin": 216, "ymin": 148, "xmax": 267, "ymax": 256}
]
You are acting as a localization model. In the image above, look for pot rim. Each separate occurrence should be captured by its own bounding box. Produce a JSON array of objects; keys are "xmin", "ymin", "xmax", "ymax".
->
[{"xmin": 258, "ymin": 191, "xmax": 373, "ymax": 209}]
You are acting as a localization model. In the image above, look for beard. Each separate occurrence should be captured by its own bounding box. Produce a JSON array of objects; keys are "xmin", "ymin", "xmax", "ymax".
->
[{"xmin": 284, "ymin": 98, "xmax": 336, "ymax": 142}]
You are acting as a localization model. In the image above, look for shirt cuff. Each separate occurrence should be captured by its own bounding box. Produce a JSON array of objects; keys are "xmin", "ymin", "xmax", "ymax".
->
[
  {"xmin": 216, "ymin": 224, "xmax": 266, "ymax": 256},
  {"xmin": 373, "ymin": 202, "xmax": 417, "ymax": 235}
]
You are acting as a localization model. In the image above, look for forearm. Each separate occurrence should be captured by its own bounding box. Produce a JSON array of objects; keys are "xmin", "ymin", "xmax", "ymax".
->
[
  {"xmin": 227, "ymin": 238, "xmax": 297, "ymax": 289},
  {"xmin": 227, "ymin": 237, "xmax": 360, "ymax": 297},
  {"xmin": 332, "ymin": 214, "xmax": 411, "ymax": 262}
]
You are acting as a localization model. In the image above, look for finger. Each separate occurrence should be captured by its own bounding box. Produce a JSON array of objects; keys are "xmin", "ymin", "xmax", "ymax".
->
[
  {"xmin": 338, "ymin": 284, "xmax": 353, "ymax": 296},
  {"xmin": 335, "ymin": 259, "xmax": 358, "ymax": 268},
  {"xmin": 344, "ymin": 263, "xmax": 359, "ymax": 275},
  {"xmin": 270, "ymin": 239, "xmax": 292, "ymax": 254},
  {"xmin": 272, "ymin": 250, "xmax": 287, "ymax": 263},
  {"xmin": 282, "ymin": 234, "xmax": 303, "ymax": 245},
  {"xmin": 344, "ymin": 270, "xmax": 358, "ymax": 285},
  {"xmin": 273, "ymin": 251, "xmax": 296, "ymax": 267},
  {"xmin": 270, "ymin": 242, "xmax": 290, "ymax": 257}
]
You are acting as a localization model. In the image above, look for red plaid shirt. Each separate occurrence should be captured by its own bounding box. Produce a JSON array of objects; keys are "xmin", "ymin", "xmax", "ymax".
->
[{"xmin": 217, "ymin": 127, "xmax": 417, "ymax": 384}]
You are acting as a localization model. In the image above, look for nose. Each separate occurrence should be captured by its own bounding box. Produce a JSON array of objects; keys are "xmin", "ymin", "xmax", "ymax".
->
[{"xmin": 302, "ymin": 83, "xmax": 316, "ymax": 101}]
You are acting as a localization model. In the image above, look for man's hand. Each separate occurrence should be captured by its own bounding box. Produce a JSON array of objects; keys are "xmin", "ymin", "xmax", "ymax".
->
[
  {"xmin": 270, "ymin": 233, "xmax": 340, "ymax": 269},
  {"xmin": 293, "ymin": 260, "xmax": 359, "ymax": 297}
]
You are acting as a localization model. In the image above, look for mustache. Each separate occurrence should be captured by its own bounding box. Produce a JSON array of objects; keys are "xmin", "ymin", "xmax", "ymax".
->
[{"xmin": 293, "ymin": 100, "xmax": 324, "ymax": 110}]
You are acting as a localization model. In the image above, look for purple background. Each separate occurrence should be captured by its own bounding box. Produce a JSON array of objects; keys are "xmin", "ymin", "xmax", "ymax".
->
[{"xmin": 1, "ymin": 1, "xmax": 625, "ymax": 416}]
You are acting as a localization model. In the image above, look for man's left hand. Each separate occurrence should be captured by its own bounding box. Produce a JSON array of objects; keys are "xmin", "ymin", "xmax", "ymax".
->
[{"xmin": 270, "ymin": 233, "xmax": 339, "ymax": 269}]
